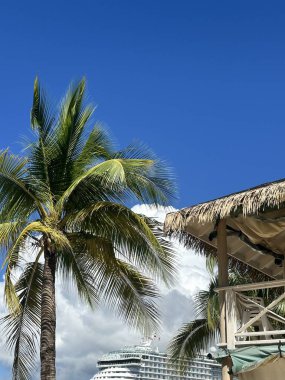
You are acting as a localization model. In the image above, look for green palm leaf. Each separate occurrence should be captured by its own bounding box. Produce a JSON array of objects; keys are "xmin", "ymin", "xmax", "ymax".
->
[
  {"xmin": 74, "ymin": 124, "xmax": 113, "ymax": 172},
  {"xmin": 2, "ymin": 258, "xmax": 43, "ymax": 380},
  {"xmin": 168, "ymin": 320, "xmax": 218, "ymax": 365},
  {"xmin": 64, "ymin": 202, "xmax": 176, "ymax": 285},
  {"xmin": 168, "ymin": 270, "xmax": 271, "ymax": 368},
  {"xmin": 0, "ymin": 151, "xmax": 44, "ymax": 219},
  {"xmin": 57, "ymin": 243, "xmax": 100, "ymax": 308},
  {"xmin": 99, "ymin": 258, "xmax": 159, "ymax": 333},
  {"xmin": 31, "ymin": 77, "xmax": 54, "ymax": 138},
  {"xmin": 1, "ymin": 78, "xmax": 176, "ymax": 380},
  {"xmin": 0, "ymin": 221, "xmax": 27, "ymax": 251}
]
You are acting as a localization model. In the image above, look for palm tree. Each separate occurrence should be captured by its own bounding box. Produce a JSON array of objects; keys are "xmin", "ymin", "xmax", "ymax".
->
[
  {"xmin": 168, "ymin": 258, "xmax": 285, "ymax": 375},
  {"xmin": 168, "ymin": 274, "xmax": 220, "ymax": 365},
  {"xmin": 0, "ymin": 78, "xmax": 176, "ymax": 380},
  {"xmin": 168, "ymin": 270, "xmax": 274, "ymax": 366}
]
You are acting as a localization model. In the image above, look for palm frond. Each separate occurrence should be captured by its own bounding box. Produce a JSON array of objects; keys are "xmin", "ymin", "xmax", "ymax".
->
[
  {"xmin": 0, "ymin": 150, "xmax": 45, "ymax": 219},
  {"xmin": 95, "ymin": 254, "xmax": 160, "ymax": 333},
  {"xmin": 3, "ymin": 220, "xmax": 70, "ymax": 314},
  {"xmin": 57, "ymin": 156, "xmax": 175, "ymax": 212},
  {"xmin": 3, "ymin": 226, "xmax": 33, "ymax": 314},
  {"xmin": 0, "ymin": 221, "xmax": 28, "ymax": 252},
  {"xmin": 2, "ymin": 258, "xmax": 43, "ymax": 380},
  {"xmin": 193, "ymin": 278, "xmax": 219, "ymax": 331},
  {"xmin": 56, "ymin": 168, "xmax": 128, "ymax": 212},
  {"xmin": 168, "ymin": 320, "xmax": 218, "ymax": 365},
  {"xmin": 168, "ymin": 270, "xmax": 265, "ymax": 369},
  {"xmin": 114, "ymin": 143, "xmax": 176, "ymax": 205},
  {"xmin": 205, "ymin": 255, "xmax": 217, "ymax": 276},
  {"xmin": 60, "ymin": 232, "xmax": 159, "ymax": 333},
  {"xmin": 60, "ymin": 99, "xmax": 94, "ymax": 165},
  {"xmin": 28, "ymin": 78, "xmax": 60, "ymax": 206},
  {"xmin": 3, "ymin": 221, "xmax": 70, "ymax": 269},
  {"xmin": 56, "ymin": 159, "xmax": 128, "ymax": 212},
  {"xmin": 48, "ymin": 79, "xmax": 94, "ymax": 193},
  {"xmin": 4, "ymin": 270, "xmax": 20, "ymax": 316},
  {"xmin": 57, "ymin": 242, "xmax": 100, "ymax": 308},
  {"xmin": 27, "ymin": 139, "xmax": 57, "ymax": 213},
  {"xmin": 31, "ymin": 77, "xmax": 54, "ymax": 139},
  {"xmin": 73, "ymin": 123, "xmax": 113, "ymax": 174},
  {"xmin": 140, "ymin": 215, "xmax": 177, "ymax": 286},
  {"xmin": 64, "ymin": 202, "xmax": 176, "ymax": 285}
]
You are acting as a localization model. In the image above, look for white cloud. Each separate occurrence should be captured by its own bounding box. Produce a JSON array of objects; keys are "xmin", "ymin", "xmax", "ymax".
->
[{"xmin": 0, "ymin": 205, "xmax": 210, "ymax": 380}]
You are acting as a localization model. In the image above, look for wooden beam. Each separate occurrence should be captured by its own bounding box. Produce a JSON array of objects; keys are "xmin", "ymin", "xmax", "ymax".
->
[
  {"xmin": 215, "ymin": 279, "xmax": 285, "ymax": 292},
  {"xmin": 217, "ymin": 219, "xmax": 228, "ymax": 344},
  {"xmin": 272, "ymin": 267, "xmax": 284, "ymax": 278},
  {"xmin": 218, "ymin": 339, "xmax": 285, "ymax": 347},
  {"xmin": 237, "ymin": 292, "xmax": 285, "ymax": 333},
  {"xmin": 235, "ymin": 339, "xmax": 285, "ymax": 346},
  {"xmin": 225, "ymin": 289, "xmax": 237, "ymax": 349},
  {"xmin": 217, "ymin": 219, "xmax": 231, "ymax": 380},
  {"xmin": 231, "ymin": 252, "xmax": 275, "ymax": 279},
  {"xmin": 187, "ymin": 233, "xmax": 277, "ymax": 280},
  {"xmin": 235, "ymin": 330, "xmax": 285, "ymax": 337},
  {"xmin": 237, "ymin": 293, "xmax": 285, "ymax": 324},
  {"xmin": 267, "ymin": 313, "xmax": 285, "ymax": 325},
  {"xmin": 246, "ymin": 252, "xmax": 262, "ymax": 264},
  {"xmin": 259, "ymin": 256, "xmax": 274, "ymax": 270}
]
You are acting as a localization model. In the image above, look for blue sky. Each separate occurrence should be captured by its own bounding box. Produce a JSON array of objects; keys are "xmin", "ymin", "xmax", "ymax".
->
[
  {"xmin": 2, "ymin": 0, "xmax": 285, "ymax": 209},
  {"xmin": 1, "ymin": 0, "xmax": 285, "ymax": 377}
]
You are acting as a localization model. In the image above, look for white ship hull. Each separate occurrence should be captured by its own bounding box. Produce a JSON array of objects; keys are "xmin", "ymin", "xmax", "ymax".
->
[{"xmin": 91, "ymin": 342, "xmax": 221, "ymax": 380}]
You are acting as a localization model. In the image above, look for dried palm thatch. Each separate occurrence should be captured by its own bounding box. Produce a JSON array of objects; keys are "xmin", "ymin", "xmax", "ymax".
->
[
  {"xmin": 165, "ymin": 178, "xmax": 285, "ymax": 233},
  {"xmin": 164, "ymin": 178, "xmax": 285, "ymax": 280}
]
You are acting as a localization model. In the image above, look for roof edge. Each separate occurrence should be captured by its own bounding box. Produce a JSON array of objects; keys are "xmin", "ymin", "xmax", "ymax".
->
[{"xmin": 164, "ymin": 179, "xmax": 285, "ymax": 231}]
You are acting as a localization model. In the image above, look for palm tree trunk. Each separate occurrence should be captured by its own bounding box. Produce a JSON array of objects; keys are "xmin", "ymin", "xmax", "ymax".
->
[{"xmin": 40, "ymin": 246, "xmax": 56, "ymax": 380}]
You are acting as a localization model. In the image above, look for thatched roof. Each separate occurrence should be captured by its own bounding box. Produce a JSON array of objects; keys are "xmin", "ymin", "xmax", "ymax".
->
[
  {"xmin": 164, "ymin": 178, "xmax": 285, "ymax": 280},
  {"xmin": 165, "ymin": 178, "xmax": 285, "ymax": 230}
]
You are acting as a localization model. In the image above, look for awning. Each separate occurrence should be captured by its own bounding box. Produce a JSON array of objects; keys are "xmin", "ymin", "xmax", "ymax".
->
[{"xmin": 215, "ymin": 345, "xmax": 285, "ymax": 379}]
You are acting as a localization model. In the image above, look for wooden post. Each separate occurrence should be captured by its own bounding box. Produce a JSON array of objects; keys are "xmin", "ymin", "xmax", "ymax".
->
[
  {"xmin": 283, "ymin": 259, "xmax": 285, "ymax": 295},
  {"xmin": 217, "ymin": 219, "xmax": 228, "ymax": 342},
  {"xmin": 225, "ymin": 289, "xmax": 237, "ymax": 349},
  {"xmin": 217, "ymin": 219, "xmax": 231, "ymax": 380}
]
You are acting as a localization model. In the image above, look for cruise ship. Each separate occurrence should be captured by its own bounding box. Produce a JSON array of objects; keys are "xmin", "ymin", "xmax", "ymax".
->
[{"xmin": 90, "ymin": 338, "xmax": 221, "ymax": 380}]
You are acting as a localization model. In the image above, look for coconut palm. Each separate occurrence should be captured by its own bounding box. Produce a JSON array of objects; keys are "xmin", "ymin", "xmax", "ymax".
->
[
  {"xmin": 168, "ymin": 274, "xmax": 219, "ymax": 365},
  {"xmin": 168, "ymin": 269, "xmax": 273, "ymax": 366},
  {"xmin": 0, "ymin": 78, "xmax": 176, "ymax": 380},
  {"xmin": 168, "ymin": 260, "xmax": 285, "ymax": 372}
]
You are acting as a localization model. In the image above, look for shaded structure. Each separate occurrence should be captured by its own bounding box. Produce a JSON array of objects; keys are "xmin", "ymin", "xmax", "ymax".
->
[{"xmin": 164, "ymin": 179, "xmax": 285, "ymax": 380}]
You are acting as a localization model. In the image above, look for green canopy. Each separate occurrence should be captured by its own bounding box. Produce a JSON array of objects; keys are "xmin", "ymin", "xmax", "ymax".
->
[{"xmin": 215, "ymin": 345, "xmax": 285, "ymax": 378}]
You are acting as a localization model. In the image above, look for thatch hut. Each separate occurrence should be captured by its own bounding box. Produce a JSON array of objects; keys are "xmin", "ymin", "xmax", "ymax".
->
[{"xmin": 164, "ymin": 179, "xmax": 285, "ymax": 380}]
